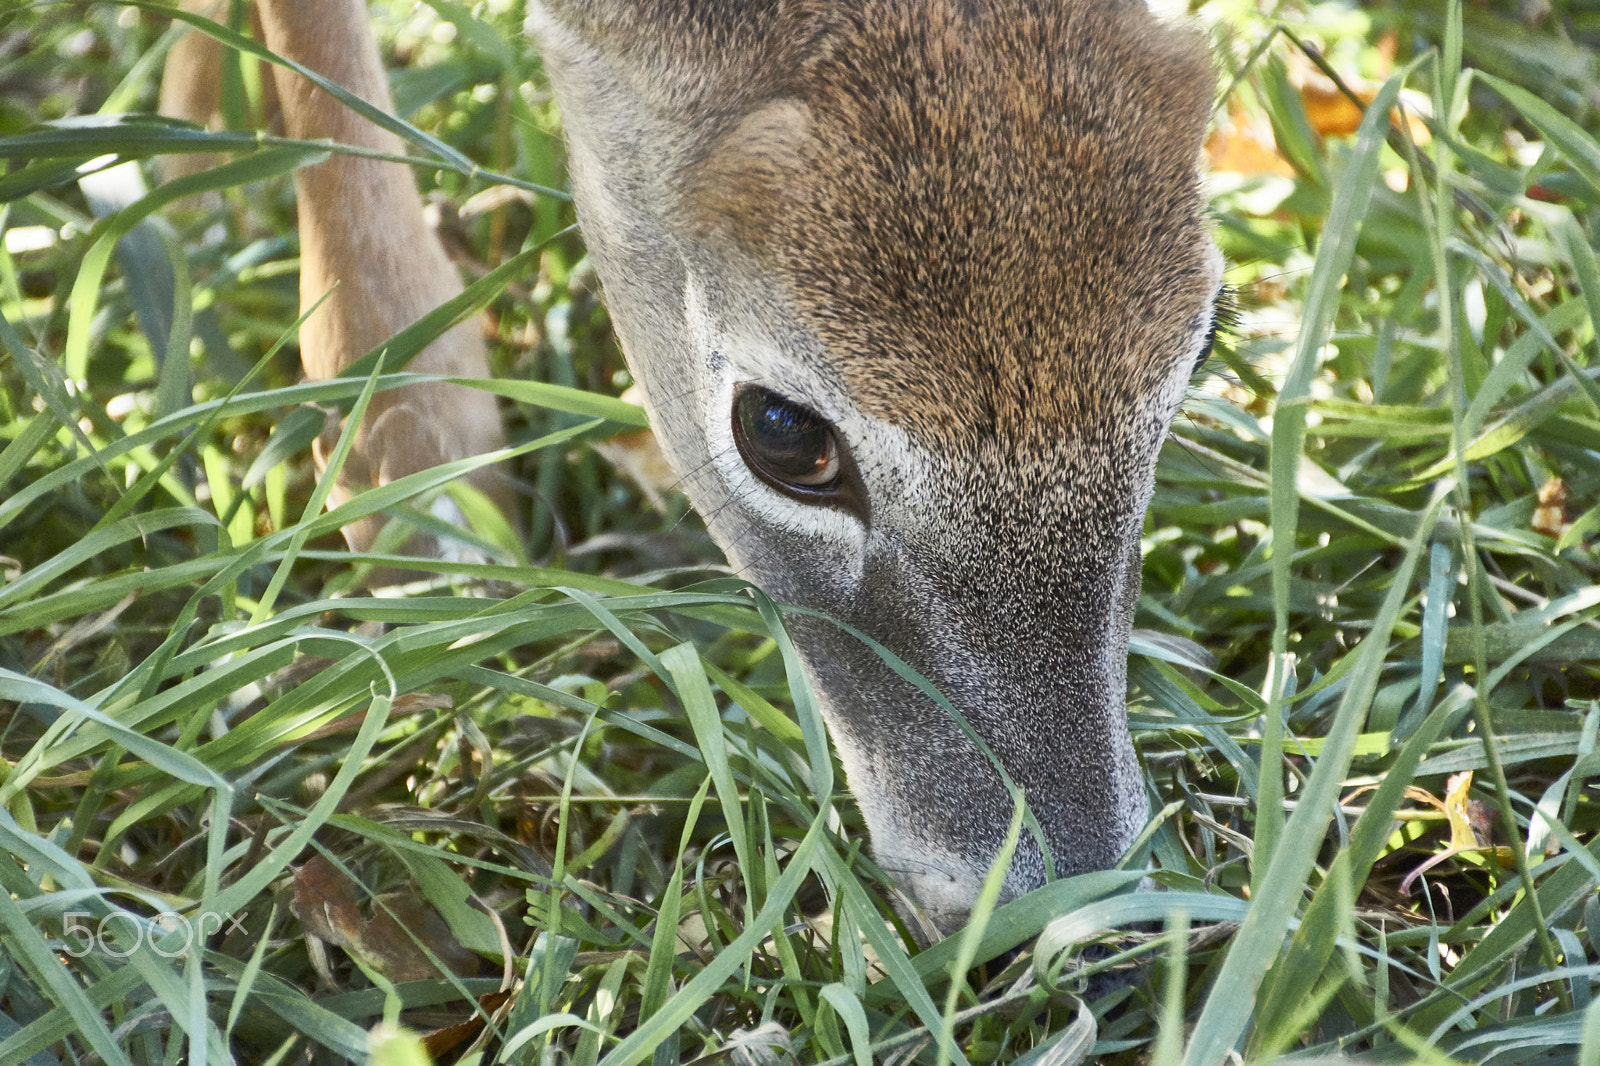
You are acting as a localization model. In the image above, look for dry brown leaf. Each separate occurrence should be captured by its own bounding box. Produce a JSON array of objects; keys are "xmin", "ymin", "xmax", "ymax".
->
[
  {"xmin": 419, "ymin": 988, "xmax": 516, "ymax": 1062},
  {"xmin": 1208, "ymin": 46, "xmax": 1430, "ymax": 182},
  {"xmin": 291, "ymin": 855, "xmax": 477, "ymax": 983},
  {"xmin": 1206, "ymin": 96, "xmax": 1294, "ymax": 179}
]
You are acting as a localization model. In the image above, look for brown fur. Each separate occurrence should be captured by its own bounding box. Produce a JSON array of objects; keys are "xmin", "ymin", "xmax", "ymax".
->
[
  {"xmin": 768, "ymin": 2, "xmax": 1213, "ymax": 443},
  {"xmin": 551, "ymin": 0, "xmax": 1215, "ymax": 442}
]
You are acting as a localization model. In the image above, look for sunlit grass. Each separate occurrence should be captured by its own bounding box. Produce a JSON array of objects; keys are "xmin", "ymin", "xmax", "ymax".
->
[{"xmin": 3, "ymin": 1, "xmax": 1600, "ymax": 1063}]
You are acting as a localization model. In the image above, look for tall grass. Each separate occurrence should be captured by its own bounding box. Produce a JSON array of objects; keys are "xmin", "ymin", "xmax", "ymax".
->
[{"xmin": 3, "ymin": 1, "xmax": 1600, "ymax": 1063}]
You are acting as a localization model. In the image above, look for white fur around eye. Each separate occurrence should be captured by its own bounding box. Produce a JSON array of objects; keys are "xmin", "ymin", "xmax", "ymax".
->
[{"xmin": 688, "ymin": 281, "xmax": 865, "ymax": 530}]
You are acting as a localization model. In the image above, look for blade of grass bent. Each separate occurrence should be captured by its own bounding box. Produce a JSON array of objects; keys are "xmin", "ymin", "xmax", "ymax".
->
[
  {"xmin": 663, "ymin": 643, "xmax": 753, "ymax": 877},
  {"xmin": 820, "ymin": 983, "xmax": 874, "ymax": 1066},
  {"xmin": 1426, "ymin": 12, "xmax": 1567, "ymax": 992},
  {"xmin": 1178, "ymin": 482, "xmax": 1444, "ymax": 1066},
  {"xmin": 903, "ymin": 868, "xmax": 1145, "ymax": 985},
  {"xmin": 1037, "ymin": 891, "xmax": 1250, "ymax": 974},
  {"xmin": 1252, "ymin": 57, "xmax": 1427, "ymax": 890},
  {"xmin": 595, "ymin": 812, "xmax": 827, "ymax": 1066}
]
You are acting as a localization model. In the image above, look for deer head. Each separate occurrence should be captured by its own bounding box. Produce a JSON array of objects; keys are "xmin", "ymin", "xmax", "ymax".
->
[{"xmin": 529, "ymin": 0, "xmax": 1222, "ymax": 933}]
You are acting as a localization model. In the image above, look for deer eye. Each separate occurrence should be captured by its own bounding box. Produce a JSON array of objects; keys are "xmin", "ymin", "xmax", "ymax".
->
[{"xmin": 732, "ymin": 385, "xmax": 841, "ymax": 493}]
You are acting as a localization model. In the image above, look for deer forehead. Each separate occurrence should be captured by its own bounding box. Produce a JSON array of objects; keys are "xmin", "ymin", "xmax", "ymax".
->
[{"xmin": 674, "ymin": 0, "xmax": 1218, "ymax": 444}]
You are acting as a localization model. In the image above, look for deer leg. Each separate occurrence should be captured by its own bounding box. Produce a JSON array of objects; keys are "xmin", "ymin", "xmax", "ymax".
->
[{"xmin": 163, "ymin": 0, "xmax": 514, "ymax": 575}]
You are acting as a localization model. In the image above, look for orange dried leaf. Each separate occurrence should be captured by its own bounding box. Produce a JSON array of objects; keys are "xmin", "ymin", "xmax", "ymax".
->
[
  {"xmin": 1206, "ymin": 97, "xmax": 1294, "ymax": 178},
  {"xmin": 419, "ymin": 989, "xmax": 515, "ymax": 1061}
]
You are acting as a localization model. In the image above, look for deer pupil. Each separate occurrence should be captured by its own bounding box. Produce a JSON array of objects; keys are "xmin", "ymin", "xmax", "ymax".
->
[{"xmin": 734, "ymin": 387, "xmax": 837, "ymax": 488}]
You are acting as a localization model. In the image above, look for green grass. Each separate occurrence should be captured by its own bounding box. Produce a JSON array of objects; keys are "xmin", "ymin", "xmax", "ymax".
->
[{"xmin": 4, "ymin": 0, "xmax": 1600, "ymax": 1063}]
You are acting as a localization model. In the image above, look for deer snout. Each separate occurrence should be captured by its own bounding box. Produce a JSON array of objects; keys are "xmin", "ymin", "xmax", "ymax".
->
[{"xmin": 783, "ymin": 551, "xmax": 1147, "ymax": 936}]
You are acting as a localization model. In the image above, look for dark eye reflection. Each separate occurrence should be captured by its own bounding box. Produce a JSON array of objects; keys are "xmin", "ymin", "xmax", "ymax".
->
[{"xmin": 731, "ymin": 385, "xmax": 842, "ymax": 493}]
